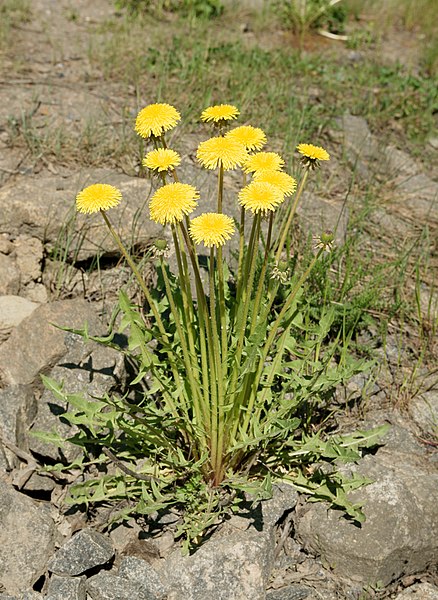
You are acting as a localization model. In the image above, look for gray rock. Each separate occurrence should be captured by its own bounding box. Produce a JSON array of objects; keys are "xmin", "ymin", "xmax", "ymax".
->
[
  {"xmin": 0, "ymin": 479, "xmax": 55, "ymax": 595},
  {"xmin": 266, "ymin": 586, "xmax": 311, "ymax": 600},
  {"xmin": 108, "ymin": 520, "xmax": 143, "ymax": 554},
  {"xmin": 0, "ymin": 254, "xmax": 20, "ymax": 296},
  {"xmin": 383, "ymin": 145, "xmax": 419, "ymax": 179},
  {"xmin": 0, "ymin": 299, "xmax": 103, "ymax": 388},
  {"xmin": 296, "ymin": 445, "xmax": 438, "ymax": 586},
  {"xmin": 161, "ymin": 527, "xmax": 275, "ymax": 600},
  {"xmin": 0, "ymin": 296, "xmax": 39, "ymax": 343},
  {"xmin": 13, "ymin": 236, "xmax": 44, "ymax": 286},
  {"xmin": 23, "ymin": 282, "xmax": 48, "ymax": 304},
  {"xmin": 394, "ymin": 582, "xmax": 438, "ymax": 599},
  {"xmin": 48, "ymin": 529, "xmax": 114, "ymax": 576},
  {"xmin": 87, "ymin": 572, "xmax": 150, "ymax": 600},
  {"xmin": 410, "ymin": 390, "xmax": 438, "ymax": 437},
  {"xmin": 261, "ymin": 483, "xmax": 298, "ymax": 529},
  {"xmin": 21, "ymin": 593, "xmax": 44, "ymax": 600},
  {"xmin": 29, "ymin": 338, "xmax": 124, "ymax": 461},
  {"xmin": 46, "ymin": 574, "xmax": 87, "ymax": 600},
  {"xmin": 21, "ymin": 471, "xmax": 56, "ymax": 494},
  {"xmin": 118, "ymin": 556, "xmax": 168, "ymax": 600},
  {"xmin": 0, "ymin": 385, "xmax": 37, "ymax": 469},
  {"xmin": 338, "ymin": 114, "xmax": 379, "ymax": 178}
]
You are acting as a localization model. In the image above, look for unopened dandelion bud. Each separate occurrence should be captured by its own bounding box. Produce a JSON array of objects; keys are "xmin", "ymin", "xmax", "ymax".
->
[
  {"xmin": 270, "ymin": 261, "xmax": 290, "ymax": 284},
  {"xmin": 314, "ymin": 230, "xmax": 335, "ymax": 252},
  {"xmin": 152, "ymin": 238, "xmax": 169, "ymax": 258}
]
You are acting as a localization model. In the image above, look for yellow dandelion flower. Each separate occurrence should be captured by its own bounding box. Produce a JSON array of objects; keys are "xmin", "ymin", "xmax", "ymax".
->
[
  {"xmin": 239, "ymin": 181, "xmax": 285, "ymax": 214},
  {"xmin": 76, "ymin": 184, "xmax": 122, "ymax": 214},
  {"xmin": 135, "ymin": 103, "xmax": 181, "ymax": 139},
  {"xmin": 225, "ymin": 126, "xmax": 267, "ymax": 152},
  {"xmin": 149, "ymin": 182, "xmax": 199, "ymax": 225},
  {"xmin": 297, "ymin": 143, "xmax": 330, "ymax": 169},
  {"xmin": 243, "ymin": 152, "xmax": 285, "ymax": 174},
  {"xmin": 252, "ymin": 169, "xmax": 297, "ymax": 196},
  {"xmin": 189, "ymin": 213, "xmax": 235, "ymax": 248},
  {"xmin": 200, "ymin": 104, "xmax": 239, "ymax": 123},
  {"xmin": 143, "ymin": 148, "xmax": 181, "ymax": 172},
  {"xmin": 197, "ymin": 136, "xmax": 248, "ymax": 171}
]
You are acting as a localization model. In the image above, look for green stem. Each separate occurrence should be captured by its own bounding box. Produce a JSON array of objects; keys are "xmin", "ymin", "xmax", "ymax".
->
[
  {"xmin": 275, "ymin": 168, "xmax": 309, "ymax": 263},
  {"xmin": 235, "ymin": 214, "xmax": 261, "ymax": 351},
  {"xmin": 159, "ymin": 257, "xmax": 204, "ymax": 448},
  {"xmin": 227, "ymin": 215, "xmax": 261, "ymax": 440},
  {"xmin": 217, "ymin": 163, "xmax": 224, "ymax": 213},
  {"xmin": 250, "ymin": 211, "xmax": 274, "ymax": 336},
  {"xmin": 235, "ymin": 207, "xmax": 246, "ymax": 305},
  {"xmin": 171, "ymin": 225, "xmax": 196, "ymax": 358},
  {"xmin": 239, "ymin": 249, "xmax": 324, "ymax": 438},
  {"xmin": 209, "ymin": 247, "xmax": 225, "ymax": 483}
]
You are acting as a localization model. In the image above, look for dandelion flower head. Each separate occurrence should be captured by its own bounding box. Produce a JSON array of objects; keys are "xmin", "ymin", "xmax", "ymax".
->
[
  {"xmin": 253, "ymin": 169, "xmax": 297, "ymax": 196},
  {"xmin": 149, "ymin": 182, "xmax": 199, "ymax": 225},
  {"xmin": 190, "ymin": 213, "xmax": 235, "ymax": 248},
  {"xmin": 225, "ymin": 126, "xmax": 267, "ymax": 152},
  {"xmin": 76, "ymin": 184, "xmax": 122, "ymax": 214},
  {"xmin": 197, "ymin": 136, "xmax": 248, "ymax": 171},
  {"xmin": 239, "ymin": 181, "xmax": 285, "ymax": 214},
  {"xmin": 200, "ymin": 104, "xmax": 239, "ymax": 123},
  {"xmin": 243, "ymin": 151, "xmax": 285, "ymax": 174},
  {"xmin": 297, "ymin": 143, "xmax": 330, "ymax": 168},
  {"xmin": 143, "ymin": 148, "xmax": 181, "ymax": 172},
  {"xmin": 135, "ymin": 103, "xmax": 181, "ymax": 139}
]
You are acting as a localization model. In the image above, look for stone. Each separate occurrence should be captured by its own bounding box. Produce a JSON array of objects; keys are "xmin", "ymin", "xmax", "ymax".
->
[
  {"xmin": 22, "ymin": 471, "xmax": 56, "ymax": 494},
  {"xmin": 383, "ymin": 145, "xmax": 419, "ymax": 179},
  {"xmin": 48, "ymin": 529, "xmax": 114, "ymax": 576},
  {"xmin": 46, "ymin": 574, "xmax": 87, "ymax": 600},
  {"xmin": 0, "ymin": 479, "xmax": 55, "ymax": 596},
  {"xmin": 295, "ymin": 443, "xmax": 438, "ymax": 586},
  {"xmin": 108, "ymin": 520, "xmax": 143, "ymax": 554},
  {"xmin": 0, "ymin": 296, "xmax": 39, "ymax": 343},
  {"xmin": 29, "ymin": 339, "xmax": 125, "ymax": 461},
  {"xmin": 13, "ymin": 236, "xmax": 44, "ymax": 286},
  {"xmin": 394, "ymin": 582, "xmax": 438, "ymax": 599},
  {"xmin": 23, "ymin": 282, "xmax": 48, "ymax": 304},
  {"xmin": 118, "ymin": 556, "xmax": 168, "ymax": 600},
  {"xmin": 0, "ymin": 236, "xmax": 14, "ymax": 254},
  {"xmin": 338, "ymin": 113, "xmax": 379, "ymax": 178},
  {"xmin": 161, "ymin": 527, "xmax": 275, "ymax": 600},
  {"xmin": 427, "ymin": 136, "xmax": 438, "ymax": 150},
  {"xmin": 0, "ymin": 385, "xmax": 37, "ymax": 469},
  {"xmin": 260, "ymin": 483, "xmax": 298, "ymax": 529},
  {"xmin": 410, "ymin": 390, "xmax": 438, "ymax": 437},
  {"xmin": 0, "ymin": 254, "xmax": 20, "ymax": 296},
  {"xmin": 86, "ymin": 572, "xmax": 150, "ymax": 600},
  {"xmin": 266, "ymin": 586, "xmax": 311, "ymax": 600},
  {"xmin": 0, "ymin": 298, "xmax": 103, "ymax": 388}
]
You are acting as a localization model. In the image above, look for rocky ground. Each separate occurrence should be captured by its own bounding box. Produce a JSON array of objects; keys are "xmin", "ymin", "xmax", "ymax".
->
[{"xmin": 0, "ymin": 1, "xmax": 437, "ymax": 599}]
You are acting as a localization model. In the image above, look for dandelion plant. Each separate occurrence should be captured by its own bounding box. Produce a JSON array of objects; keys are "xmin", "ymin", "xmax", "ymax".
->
[{"xmin": 42, "ymin": 101, "xmax": 387, "ymax": 552}]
